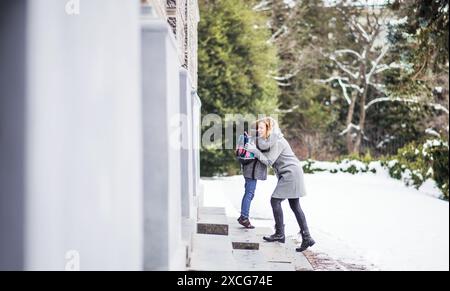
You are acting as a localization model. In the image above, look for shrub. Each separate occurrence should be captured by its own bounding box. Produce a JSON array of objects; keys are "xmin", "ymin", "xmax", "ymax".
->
[
  {"xmin": 389, "ymin": 139, "xmax": 449, "ymax": 200},
  {"xmin": 302, "ymin": 139, "xmax": 448, "ymax": 200}
]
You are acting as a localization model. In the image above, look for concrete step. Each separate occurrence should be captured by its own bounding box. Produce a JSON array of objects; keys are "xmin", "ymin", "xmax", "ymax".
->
[
  {"xmin": 228, "ymin": 218, "xmax": 267, "ymax": 250},
  {"xmin": 192, "ymin": 208, "xmax": 313, "ymax": 271},
  {"xmin": 285, "ymin": 236, "xmax": 314, "ymax": 271},
  {"xmin": 197, "ymin": 207, "xmax": 229, "ymax": 235},
  {"xmin": 293, "ymin": 252, "xmax": 314, "ymax": 271},
  {"xmin": 229, "ymin": 218, "xmax": 313, "ymax": 271},
  {"xmin": 232, "ymin": 249, "xmax": 273, "ymax": 271},
  {"xmin": 228, "ymin": 218, "xmax": 296, "ymax": 271},
  {"xmin": 198, "ymin": 206, "xmax": 226, "ymax": 216},
  {"xmin": 259, "ymin": 241, "xmax": 296, "ymax": 271},
  {"xmin": 189, "ymin": 233, "xmax": 237, "ymax": 271}
]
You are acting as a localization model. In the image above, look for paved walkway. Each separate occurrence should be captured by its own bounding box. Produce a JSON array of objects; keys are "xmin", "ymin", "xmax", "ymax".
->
[{"xmin": 189, "ymin": 206, "xmax": 314, "ymax": 271}]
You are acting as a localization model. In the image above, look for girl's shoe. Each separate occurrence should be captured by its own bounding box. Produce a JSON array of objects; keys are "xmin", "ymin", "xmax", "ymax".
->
[{"xmin": 237, "ymin": 216, "xmax": 255, "ymax": 229}]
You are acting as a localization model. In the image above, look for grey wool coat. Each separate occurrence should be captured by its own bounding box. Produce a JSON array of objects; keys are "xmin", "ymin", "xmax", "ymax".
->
[
  {"xmin": 251, "ymin": 127, "xmax": 307, "ymax": 199},
  {"xmin": 242, "ymin": 155, "xmax": 268, "ymax": 181}
]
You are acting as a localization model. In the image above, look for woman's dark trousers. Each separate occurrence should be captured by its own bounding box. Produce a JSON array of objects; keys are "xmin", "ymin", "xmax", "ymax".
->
[{"xmin": 270, "ymin": 197, "xmax": 311, "ymax": 238}]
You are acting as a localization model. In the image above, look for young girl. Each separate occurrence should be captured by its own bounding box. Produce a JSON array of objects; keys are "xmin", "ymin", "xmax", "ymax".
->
[{"xmin": 236, "ymin": 124, "xmax": 268, "ymax": 229}]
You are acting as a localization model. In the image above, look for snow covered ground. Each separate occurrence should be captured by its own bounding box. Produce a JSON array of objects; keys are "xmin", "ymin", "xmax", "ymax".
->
[{"xmin": 201, "ymin": 169, "xmax": 449, "ymax": 271}]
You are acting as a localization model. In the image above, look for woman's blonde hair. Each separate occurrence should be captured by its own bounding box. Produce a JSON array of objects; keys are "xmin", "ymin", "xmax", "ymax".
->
[{"xmin": 255, "ymin": 117, "xmax": 276, "ymax": 139}]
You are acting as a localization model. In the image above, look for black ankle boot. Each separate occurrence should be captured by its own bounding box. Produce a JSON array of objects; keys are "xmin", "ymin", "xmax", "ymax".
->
[
  {"xmin": 263, "ymin": 225, "xmax": 285, "ymax": 243},
  {"xmin": 296, "ymin": 233, "xmax": 315, "ymax": 252}
]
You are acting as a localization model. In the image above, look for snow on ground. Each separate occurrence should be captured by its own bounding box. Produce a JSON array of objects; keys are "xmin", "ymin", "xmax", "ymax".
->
[{"xmin": 201, "ymin": 170, "xmax": 449, "ymax": 271}]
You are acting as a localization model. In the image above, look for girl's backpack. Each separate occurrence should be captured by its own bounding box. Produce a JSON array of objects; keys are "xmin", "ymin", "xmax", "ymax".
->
[{"xmin": 235, "ymin": 133, "xmax": 255, "ymax": 165}]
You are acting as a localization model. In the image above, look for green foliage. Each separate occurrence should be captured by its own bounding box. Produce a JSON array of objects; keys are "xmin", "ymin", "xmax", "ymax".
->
[
  {"xmin": 384, "ymin": 139, "xmax": 449, "ymax": 200},
  {"xmin": 302, "ymin": 158, "xmax": 377, "ymax": 175},
  {"xmin": 385, "ymin": 160, "xmax": 403, "ymax": 180},
  {"xmin": 197, "ymin": 0, "xmax": 448, "ymax": 182},
  {"xmin": 364, "ymin": 100, "xmax": 434, "ymax": 156},
  {"xmin": 198, "ymin": 0, "xmax": 279, "ymax": 176},
  {"xmin": 385, "ymin": 1, "xmax": 449, "ymax": 145},
  {"xmin": 389, "ymin": 0, "xmax": 449, "ymax": 75},
  {"xmin": 337, "ymin": 151, "xmax": 376, "ymax": 165},
  {"xmin": 422, "ymin": 139, "xmax": 449, "ymax": 200},
  {"xmin": 305, "ymin": 141, "xmax": 448, "ymax": 200},
  {"xmin": 302, "ymin": 159, "xmax": 324, "ymax": 174},
  {"xmin": 268, "ymin": 0, "xmax": 448, "ymax": 159}
]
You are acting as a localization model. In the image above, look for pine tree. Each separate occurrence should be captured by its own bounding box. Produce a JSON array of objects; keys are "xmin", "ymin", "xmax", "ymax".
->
[
  {"xmin": 198, "ymin": 0, "xmax": 279, "ymax": 176},
  {"xmin": 387, "ymin": 0, "xmax": 449, "ymax": 141},
  {"xmin": 390, "ymin": 0, "xmax": 449, "ymax": 77}
]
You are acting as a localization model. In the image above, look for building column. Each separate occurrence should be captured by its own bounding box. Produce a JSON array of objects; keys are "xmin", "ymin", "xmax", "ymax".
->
[
  {"xmin": 0, "ymin": 0, "xmax": 27, "ymax": 270},
  {"xmin": 192, "ymin": 93, "xmax": 202, "ymax": 199},
  {"xmin": 179, "ymin": 68, "xmax": 195, "ymax": 219},
  {"xmin": 141, "ymin": 18, "xmax": 185, "ymax": 270}
]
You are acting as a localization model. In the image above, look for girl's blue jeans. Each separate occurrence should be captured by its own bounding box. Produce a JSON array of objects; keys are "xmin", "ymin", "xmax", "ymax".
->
[{"xmin": 240, "ymin": 178, "xmax": 257, "ymax": 218}]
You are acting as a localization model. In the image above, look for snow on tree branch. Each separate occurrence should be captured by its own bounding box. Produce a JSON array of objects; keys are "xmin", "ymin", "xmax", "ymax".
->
[
  {"xmin": 334, "ymin": 49, "xmax": 363, "ymax": 60},
  {"xmin": 431, "ymin": 103, "xmax": 450, "ymax": 115},
  {"xmin": 272, "ymin": 69, "xmax": 299, "ymax": 81},
  {"xmin": 339, "ymin": 123, "xmax": 360, "ymax": 136},
  {"xmin": 316, "ymin": 76, "xmax": 349, "ymax": 83},
  {"xmin": 315, "ymin": 76, "xmax": 362, "ymax": 105},
  {"xmin": 368, "ymin": 82, "xmax": 387, "ymax": 94},
  {"xmin": 346, "ymin": 83, "xmax": 364, "ymax": 93},
  {"xmin": 277, "ymin": 81, "xmax": 292, "ymax": 87},
  {"xmin": 425, "ymin": 128, "xmax": 441, "ymax": 138},
  {"xmin": 372, "ymin": 62, "xmax": 404, "ymax": 75},
  {"xmin": 253, "ymin": 0, "xmax": 272, "ymax": 11},
  {"xmin": 348, "ymin": 16, "xmax": 372, "ymax": 43},
  {"xmin": 337, "ymin": 78, "xmax": 353, "ymax": 104},
  {"xmin": 366, "ymin": 45, "xmax": 390, "ymax": 81},
  {"xmin": 365, "ymin": 97, "xmax": 450, "ymax": 115},
  {"xmin": 356, "ymin": 22, "xmax": 371, "ymax": 42},
  {"xmin": 329, "ymin": 55, "xmax": 359, "ymax": 80},
  {"xmin": 267, "ymin": 25, "xmax": 288, "ymax": 43},
  {"xmin": 275, "ymin": 105, "xmax": 299, "ymax": 113}
]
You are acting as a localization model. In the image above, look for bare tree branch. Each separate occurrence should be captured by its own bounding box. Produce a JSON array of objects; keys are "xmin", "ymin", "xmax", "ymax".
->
[
  {"xmin": 337, "ymin": 78, "xmax": 352, "ymax": 104},
  {"xmin": 365, "ymin": 97, "xmax": 450, "ymax": 114},
  {"xmin": 315, "ymin": 76, "xmax": 350, "ymax": 83},
  {"xmin": 356, "ymin": 22, "xmax": 371, "ymax": 42},
  {"xmin": 334, "ymin": 49, "xmax": 363, "ymax": 60},
  {"xmin": 368, "ymin": 82, "xmax": 388, "ymax": 94},
  {"xmin": 366, "ymin": 45, "xmax": 390, "ymax": 82},
  {"xmin": 372, "ymin": 62, "xmax": 404, "ymax": 75},
  {"xmin": 329, "ymin": 55, "xmax": 360, "ymax": 80},
  {"xmin": 267, "ymin": 25, "xmax": 288, "ymax": 43},
  {"xmin": 277, "ymin": 81, "xmax": 292, "ymax": 87},
  {"xmin": 339, "ymin": 123, "xmax": 360, "ymax": 136},
  {"xmin": 315, "ymin": 76, "xmax": 363, "ymax": 104},
  {"xmin": 272, "ymin": 69, "xmax": 299, "ymax": 81},
  {"xmin": 275, "ymin": 105, "xmax": 299, "ymax": 113},
  {"xmin": 253, "ymin": 0, "xmax": 272, "ymax": 11}
]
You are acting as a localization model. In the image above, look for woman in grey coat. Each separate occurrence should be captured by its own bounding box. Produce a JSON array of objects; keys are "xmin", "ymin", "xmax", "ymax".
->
[{"xmin": 245, "ymin": 117, "xmax": 315, "ymax": 252}]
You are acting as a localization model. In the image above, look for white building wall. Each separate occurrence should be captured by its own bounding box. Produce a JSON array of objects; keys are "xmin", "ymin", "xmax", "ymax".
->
[
  {"xmin": 1, "ymin": 0, "xmax": 143, "ymax": 271},
  {"xmin": 0, "ymin": 0, "xmax": 200, "ymax": 271}
]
